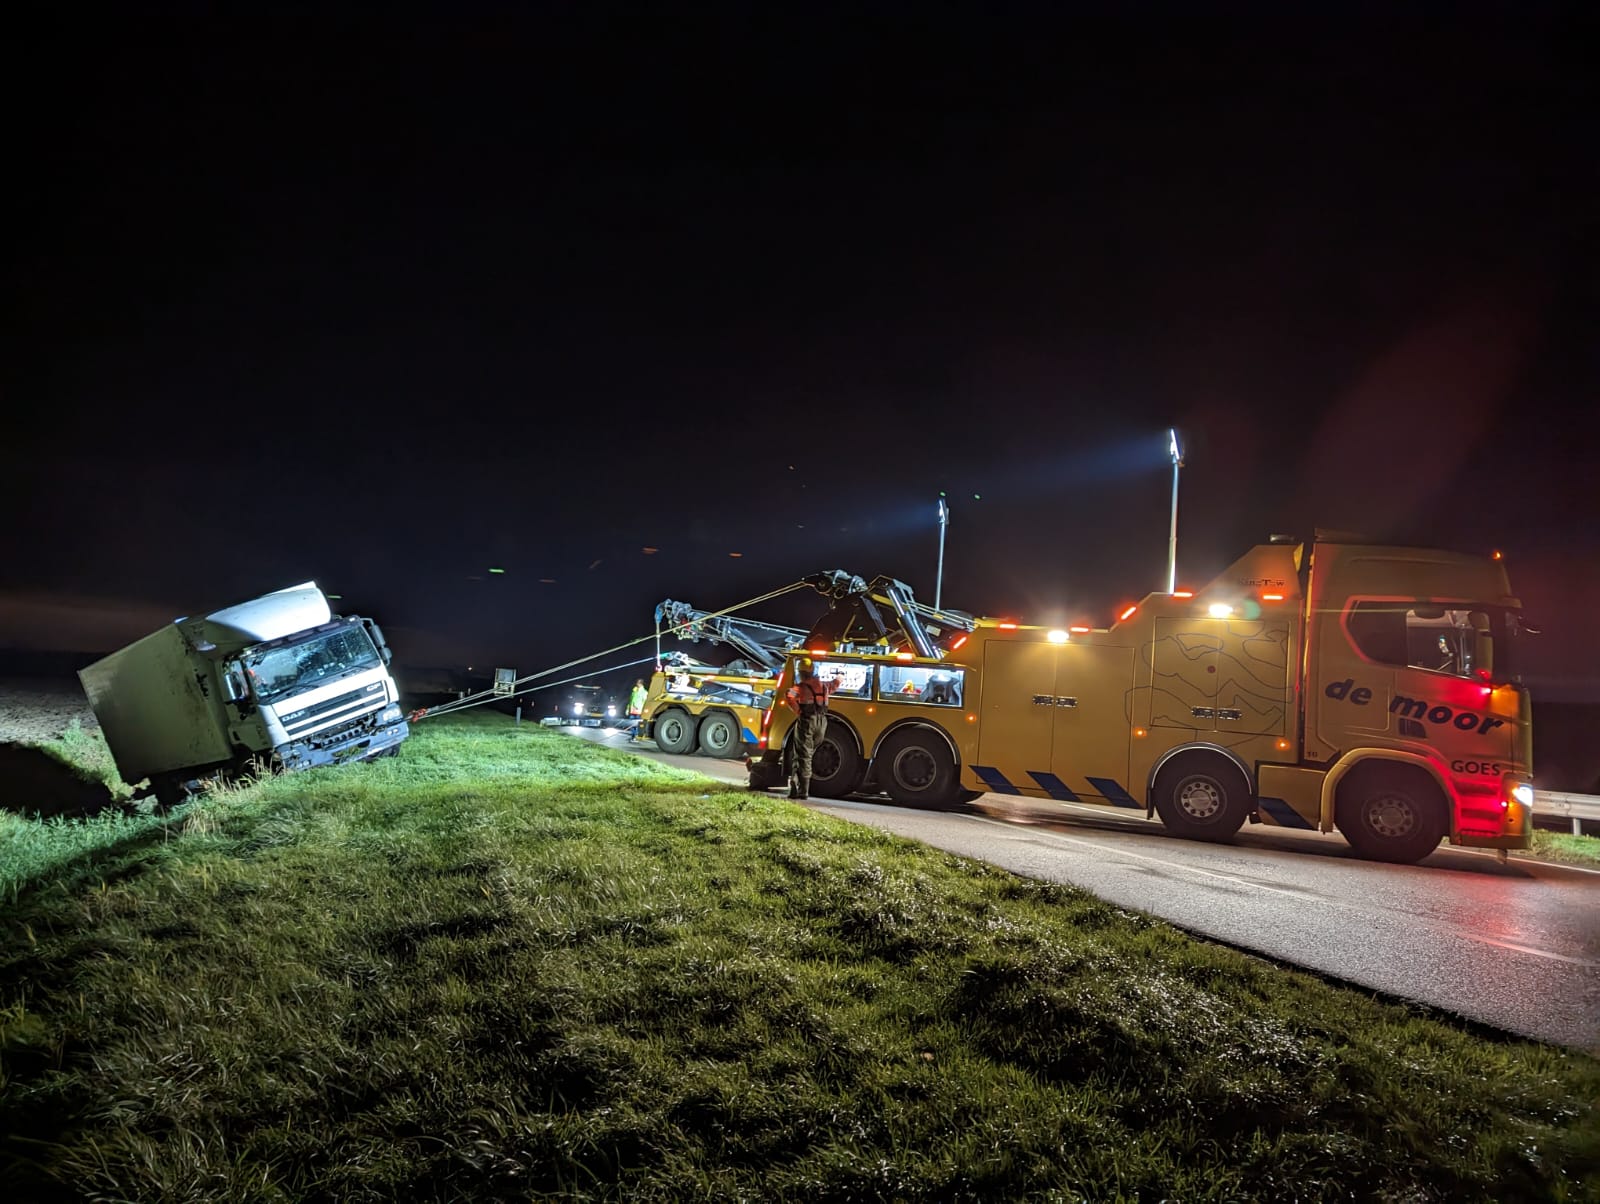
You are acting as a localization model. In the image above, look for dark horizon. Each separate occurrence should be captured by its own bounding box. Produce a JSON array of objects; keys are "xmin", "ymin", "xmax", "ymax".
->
[{"xmin": 5, "ymin": 6, "xmax": 1597, "ymax": 700}]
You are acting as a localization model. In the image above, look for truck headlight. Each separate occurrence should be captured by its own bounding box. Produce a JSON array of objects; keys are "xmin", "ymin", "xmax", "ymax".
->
[
  {"xmin": 606, "ymin": 705, "xmax": 617, "ymax": 717},
  {"xmin": 380, "ymin": 704, "xmax": 402, "ymax": 725},
  {"xmin": 573, "ymin": 702, "xmax": 585, "ymax": 715},
  {"xmin": 1511, "ymin": 782, "xmax": 1534, "ymax": 807}
]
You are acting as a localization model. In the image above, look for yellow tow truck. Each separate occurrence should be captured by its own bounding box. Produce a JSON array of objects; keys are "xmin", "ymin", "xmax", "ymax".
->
[
  {"xmin": 636, "ymin": 601, "xmax": 810, "ymax": 758},
  {"xmin": 748, "ymin": 533, "xmax": 1533, "ymax": 864}
]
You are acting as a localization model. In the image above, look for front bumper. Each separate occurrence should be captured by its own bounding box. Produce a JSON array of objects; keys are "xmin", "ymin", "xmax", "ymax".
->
[{"xmin": 281, "ymin": 717, "xmax": 409, "ymax": 771}]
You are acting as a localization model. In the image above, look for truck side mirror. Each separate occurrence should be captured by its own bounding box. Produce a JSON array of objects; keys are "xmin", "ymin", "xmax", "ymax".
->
[
  {"xmin": 222, "ymin": 668, "xmax": 248, "ymax": 702},
  {"xmin": 360, "ymin": 617, "xmax": 394, "ymax": 665}
]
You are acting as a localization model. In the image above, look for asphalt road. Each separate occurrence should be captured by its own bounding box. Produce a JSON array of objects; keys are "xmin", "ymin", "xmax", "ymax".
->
[{"xmin": 566, "ymin": 725, "xmax": 1600, "ymax": 1051}]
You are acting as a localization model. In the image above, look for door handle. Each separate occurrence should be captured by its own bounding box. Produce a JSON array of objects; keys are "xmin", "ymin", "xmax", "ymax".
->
[
  {"xmin": 1055, "ymin": 696, "xmax": 1078, "ymax": 707},
  {"xmin": 1191, "ymin": 706, "xmax": 1216, "ymax": 719}
]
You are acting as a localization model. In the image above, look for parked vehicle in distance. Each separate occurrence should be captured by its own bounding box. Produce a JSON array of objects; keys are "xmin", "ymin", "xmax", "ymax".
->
[{"xmin": 563, "ymin": 684, "xmax": 619, "ymax": 728}]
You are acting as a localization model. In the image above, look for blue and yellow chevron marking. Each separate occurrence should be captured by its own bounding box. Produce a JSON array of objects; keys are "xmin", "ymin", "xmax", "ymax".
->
[
  {"xmin": 972, "ymin": 765, "xmax": 1021, "ymax": 795},
  {"xmin": 1256, "ymin": 796, "xmax": 1316, "ymax": 829},
  {"xmin": 1084, "ymin": 776, "xmax": 1141, "ymax": 809},
  {"xmin": 1025, "ymin": 771, "xmax": 1080, "ymax": 801},
  {"xmin": 973, "ymin": 766, "xmax": 1141, "ymax": 808}
]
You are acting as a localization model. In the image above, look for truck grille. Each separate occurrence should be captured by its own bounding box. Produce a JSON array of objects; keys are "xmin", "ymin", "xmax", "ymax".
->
[{"xmin": 279, "ymin": 682, "xmax": 386, "ymax": 737}]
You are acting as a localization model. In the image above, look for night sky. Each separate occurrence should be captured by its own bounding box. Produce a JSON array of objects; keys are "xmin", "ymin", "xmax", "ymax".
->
[{"xmin": 5, "ymin": 6, "xmax": 1597, "ymax": 700}]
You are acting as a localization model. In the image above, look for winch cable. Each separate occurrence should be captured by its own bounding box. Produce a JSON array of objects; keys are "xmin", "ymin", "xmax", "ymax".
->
[{"xmin": 409, "ymin": 580, "xmax": 811, "ymax": 721}]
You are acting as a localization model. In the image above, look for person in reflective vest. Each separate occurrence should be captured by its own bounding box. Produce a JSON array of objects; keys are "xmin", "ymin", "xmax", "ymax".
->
[
  {"xmin": 786, "ymin": 658, "xmax": 841, "ymax": 800},
  {"xmin": 627, "ymin": 679, "xmax": 647, "ymax": 718}
]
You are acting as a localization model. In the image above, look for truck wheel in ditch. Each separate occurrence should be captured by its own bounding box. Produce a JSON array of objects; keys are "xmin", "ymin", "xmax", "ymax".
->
[
  {"xmin": 807, "ymin": 720, "xmax": 864, "ymax": 797},
  {"xmin": 1153, "ymin": 755, "xmax": 1249, "ymax": 840},
  {"xmin": 697, "ymin": 711, "xmax": 741, "ymax": 758},
  {"xmin": 654, "ymin": 709, "xmax": 698, "ymax": 755},
  {"xmin": 874, "ymin": 727, "xmax": 961, "ymax": 806},
  {"xmin": 152, "ymin": 775, "xmax": 191, "ymax": 809},
  {"xmin": 1335, "ymin": 765, "xmax": 1447, "ymax": 864}
]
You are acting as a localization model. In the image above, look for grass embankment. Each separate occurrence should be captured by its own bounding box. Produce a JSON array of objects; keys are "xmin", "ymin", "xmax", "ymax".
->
[
  {"xmin": 1, "ymin": 715, "xmax": 1597, "ymax": 1201},
  {"xmin": 1531, "ymin": 830, "xmax": 1600, "ymax": 867}
]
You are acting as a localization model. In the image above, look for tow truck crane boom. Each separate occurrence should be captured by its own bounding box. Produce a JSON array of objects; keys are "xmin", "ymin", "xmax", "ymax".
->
[
  {"xmin": 800, "ymin": 571, "xmax": 975, "ymax": 658},
  {"xmin": 654, "ymin": 601, "xmax": 809, "ymax": 674}
]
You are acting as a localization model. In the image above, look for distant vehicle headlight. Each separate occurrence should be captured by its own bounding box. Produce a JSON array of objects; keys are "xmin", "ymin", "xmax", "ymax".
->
[
  {"xmin": 572, "ymin": 702, "xmax": 585, "ymax": 715},
  {"xmin": 606, "ymin": 705, "xmax": 617, "ymax": 717}
]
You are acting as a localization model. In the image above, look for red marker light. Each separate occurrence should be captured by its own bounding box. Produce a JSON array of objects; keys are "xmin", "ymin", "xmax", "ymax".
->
[
  {"xmin": 1262, "ymin": 593, "xmax": 1285, "ymax": 602},
  {"xmin": 998, "ymin": 622, "xmax": 1019, "ymax": 630},
  {"xmin": 1118, "ymin": 605, "xmax": 1138, "ymax": 622},
  {"xmin": 810, "ymin": 648, "xmax": 829, "ymax": 656},
  {"xmin": 1492, "ymin": 550, "xmax": 1503, "ymax": 560},
  {"xmin": 950, "ymin": 634, "xmax": 969, "ymax": 650},
  {"xmin": 1070, "ymin": 625, "xmax": 1091, "ymax": 634},
  {"xmin": 895, "ymin": 651, "xmax": 914, "ymax": 660},
  {"xmin": 1172, "ymin": 590, "xmax": 1194, "ymax": 599}
]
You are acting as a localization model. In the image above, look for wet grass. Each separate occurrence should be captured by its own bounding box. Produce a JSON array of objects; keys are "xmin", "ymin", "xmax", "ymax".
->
[
  {"xmin": 1529, "ymin": 830, "xmax": 1600, "ymax": 867},
  {"xmin": 1, "ymin": 712, "xmax": 1597, "ymax": 1201}
]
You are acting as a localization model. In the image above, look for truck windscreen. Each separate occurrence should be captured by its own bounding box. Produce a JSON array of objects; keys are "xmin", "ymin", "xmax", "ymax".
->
[{"xmin": 246, "ymin": 625, "xmax": 383, "ymax": 705}]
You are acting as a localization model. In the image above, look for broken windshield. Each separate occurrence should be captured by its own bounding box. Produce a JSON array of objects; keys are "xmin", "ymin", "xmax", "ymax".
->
[{"xmin": 245, "ymin": 623, "xmax": 382, "ymax": 705}]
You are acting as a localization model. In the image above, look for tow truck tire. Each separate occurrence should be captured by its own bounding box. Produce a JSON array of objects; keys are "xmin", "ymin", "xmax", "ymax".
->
[
  {"xmin": 1335, "ymin": 763, "xmax": 1447, "ymax": 865},
  {"xmin": 874, "ymin": 727, "xmax": 961, "ymax": 806},
  {"xmin": 697, "ymin": 711, "xmax": 741, "ymax": 758},
  {"xmin": 807, "ymin": 719, "xmax": 864, "ymax": 797},
  {"xmin": 654, "ymin": 708, "xmax": 698, "ymax": 755},
  {"xmin": 1152, "ymin": 753, "xmax": 1250, "ymax": 840}
]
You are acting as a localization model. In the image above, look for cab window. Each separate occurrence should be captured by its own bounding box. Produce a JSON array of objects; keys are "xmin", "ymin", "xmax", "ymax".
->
[
  {"xmin": 876, "ymin": 665, "xmax": 965, "ymax": 706},
  {"xmin": 1346, "ymin": 602, "xmax": 1497, "ymax": 679},
  {"xmin": 813, "ymin": 660, "xmax": 873, "ymax": 699}
]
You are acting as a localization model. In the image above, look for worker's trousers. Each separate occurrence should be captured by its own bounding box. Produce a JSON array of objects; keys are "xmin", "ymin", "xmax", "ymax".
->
[{"xmin": 789, "ymin": 708, "xmax": 828, "ymax": 799}]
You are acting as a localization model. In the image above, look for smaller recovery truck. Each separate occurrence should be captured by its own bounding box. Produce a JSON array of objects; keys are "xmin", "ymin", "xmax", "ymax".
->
[
  {"xmin": 637, "ymin": 601, "xmax": 809, "ymax": 758},
  {"xmin": 79, "ymin": 583, "xmax": 409, "ymax": 804}
]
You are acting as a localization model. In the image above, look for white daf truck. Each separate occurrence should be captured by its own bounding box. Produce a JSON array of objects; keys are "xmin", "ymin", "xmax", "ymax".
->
[{"xmin": 79, "ymin": 583, "xmax": 409, "ymax": 804}]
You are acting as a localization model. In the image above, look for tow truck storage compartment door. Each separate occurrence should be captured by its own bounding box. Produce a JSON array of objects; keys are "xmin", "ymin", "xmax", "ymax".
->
[
  {"xmin": 977, "ymin": 641, "xmax": 1056, "ymax": 791},
  {"xmin": 1050, "ymin": 643, "xmax": 1136, "ymax": 806},
  {"xmin": 1148, "ymin": 619, "xmax": 1219, "ymax": 732}
]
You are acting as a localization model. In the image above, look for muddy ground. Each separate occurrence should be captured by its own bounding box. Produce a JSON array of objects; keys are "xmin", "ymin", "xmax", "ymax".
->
[{"xmin": 0, "ymin": 677, "xmax": 99, "ymax": 744}]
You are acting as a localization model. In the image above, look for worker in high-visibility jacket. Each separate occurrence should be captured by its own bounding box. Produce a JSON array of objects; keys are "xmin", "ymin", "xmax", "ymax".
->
[
  {"xmin": 786, "ymin": 658, "xmax": 841, "ymax": 800},
  {"xmin": 627, "ymin": 679, "xmax": 647, "ymax": 719}
]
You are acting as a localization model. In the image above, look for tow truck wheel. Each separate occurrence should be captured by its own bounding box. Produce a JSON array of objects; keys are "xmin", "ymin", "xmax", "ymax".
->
[
  {"xmin": 697, "ymin": 712, "xmax": 741, "ymax": 758},
  {"xmin": 1152, "ymin": 754, "xmax": 1249, "ymax": 840},
  {"xmin": 875, "ymin": 728, "xmax": 960, "ymax": 806},
  {"xmin": 807, "ymin": 719, "xmax": 864, "ymax": 797},
  {"xmin": 1335, "ymin": 764, "xmax": 1447, "ymax": 864},
  {"xmin": 654, "ymin": 709, "xmax": 698, "ymax": 755}
]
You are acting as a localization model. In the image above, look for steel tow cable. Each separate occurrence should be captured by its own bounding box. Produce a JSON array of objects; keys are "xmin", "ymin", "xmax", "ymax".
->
[{"xmin": 409, "ymin": 580, "xmax": 811, "ymax": 721}]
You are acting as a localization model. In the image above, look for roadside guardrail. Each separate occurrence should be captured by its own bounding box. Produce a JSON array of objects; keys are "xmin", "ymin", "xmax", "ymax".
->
[{"xmin": 1534, "ymin": 791, "xmax": 1600, "ymax": 836}]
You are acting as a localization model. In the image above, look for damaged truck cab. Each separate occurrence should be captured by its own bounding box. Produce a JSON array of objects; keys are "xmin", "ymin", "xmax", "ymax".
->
[{"xmin": 80, "ymin": 582, "xmax": 409, "ymax": 805}]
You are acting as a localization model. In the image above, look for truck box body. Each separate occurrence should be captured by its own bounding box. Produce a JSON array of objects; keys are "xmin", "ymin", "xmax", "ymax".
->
[
  {"xmin": 79, "ymin": 583, "xmax": 408, "ymax": 799},
  {"xmin": 80, "ymin": 625, "xmax": 235, "ymax": 786}
]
